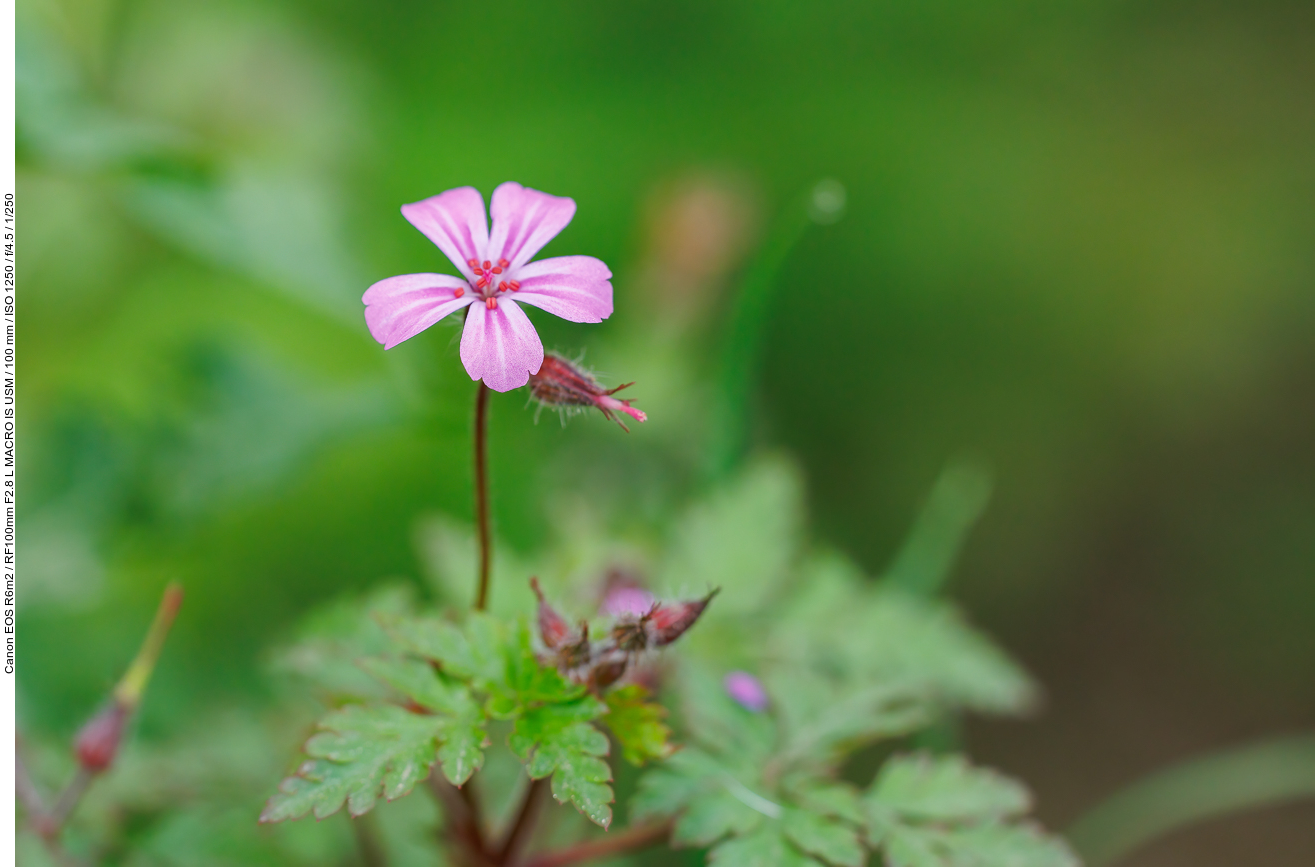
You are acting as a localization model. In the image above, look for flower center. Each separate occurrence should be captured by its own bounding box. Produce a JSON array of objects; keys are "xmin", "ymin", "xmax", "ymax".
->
[{"xmin": 463, "ymin": 257, "xmax": 521, "ymax": 309}]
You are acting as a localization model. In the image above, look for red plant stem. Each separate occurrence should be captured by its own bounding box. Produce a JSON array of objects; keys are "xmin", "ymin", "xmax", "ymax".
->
[
  {"xmin": 496, "ymin": 778, "xmax": 547, "ymax": 864},
  {"xmin": 473, "ymin": 381, "xmax": 492, "ymax": 611},
  {"xmin": 521, "ymin": 821, "xmax": 672, "ymax": 867},
  {"xmin": 429, "ymin": 775, "xmax": 493, "ymax": 866}
]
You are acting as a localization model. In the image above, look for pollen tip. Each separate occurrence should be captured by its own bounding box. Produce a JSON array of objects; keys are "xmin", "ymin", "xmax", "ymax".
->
[
  {"xmin": 498, "ymin": 258, "xmax": 510, "ymax": 268},
  {"xmin": 453, "ymin": 287, "xmax": 464, "ymax": 298},
  {"xmin": 508, "ymin": 281, "xmax": 520, "ymax": 291},
  {"xmin": 482, "ymin": 260, "xmax": 492, "ymax": 270},
  {"xmin": 467, "ymin": 258, "xmax": 480, "ymax": 268},
  {"xmin": 485, "ymin": 296, "xmax": 498, "ymax": 309}
]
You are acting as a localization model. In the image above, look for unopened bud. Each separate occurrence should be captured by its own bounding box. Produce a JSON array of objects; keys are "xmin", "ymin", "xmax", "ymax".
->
[
  {"xmin": 531, "ymin": 576, "xmax": 572, "ymax": 650},
  {"xmin": 645, "ymin": 589, "xmax": 718, "ymax": 647},
  {"xmin": 529, "ymin": 353, "xmax": 647, "ymax": 432},
  {"xmin": 74, "ymin": 702, "xmax": 129, "ymax": 773}
]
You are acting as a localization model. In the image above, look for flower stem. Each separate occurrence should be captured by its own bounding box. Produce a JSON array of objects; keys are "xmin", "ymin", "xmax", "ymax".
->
[
  {"xmin": 473, "ymin": 381, "xmax": 492, "ymax": 611},
  {"xmin": 521, "ymin": 821, "xmax": 672, "ymax": 867},
  {"xmin": 496, "ymin": 778, "xmax": 546, "ymax": 865}
]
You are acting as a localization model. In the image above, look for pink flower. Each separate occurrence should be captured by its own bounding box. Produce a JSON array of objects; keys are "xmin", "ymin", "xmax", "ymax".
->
[
  {"xmin": 363, "ymin": 183, "xmax": 613, "ymax": 392},
  {"xmin": 724, "ymin": 671, "xmax": 769, "ymax": 712}
]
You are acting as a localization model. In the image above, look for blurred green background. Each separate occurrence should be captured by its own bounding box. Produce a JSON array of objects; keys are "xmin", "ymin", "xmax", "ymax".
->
[{"xmin": 16, "ymin": 0, "xmax": 1315, "ymax": 864}]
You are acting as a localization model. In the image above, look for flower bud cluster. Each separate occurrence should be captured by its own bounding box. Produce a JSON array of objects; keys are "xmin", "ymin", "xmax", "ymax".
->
[{"xmin": 531, "ymin": 577, "xmax": 716, "ymax": 691}]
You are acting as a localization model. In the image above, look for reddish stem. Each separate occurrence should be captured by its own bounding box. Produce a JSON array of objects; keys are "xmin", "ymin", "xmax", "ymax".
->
[
  {"xmin": 473, "ymin": 381, "xmax": 492, "ymax": 611},
  {"xmin": 520, "ymin": 821, "xmax": 672, "ymax": 867},
  {"xmin": 497, "ymin": 778, "xmax": 547, "ymax": 864}
]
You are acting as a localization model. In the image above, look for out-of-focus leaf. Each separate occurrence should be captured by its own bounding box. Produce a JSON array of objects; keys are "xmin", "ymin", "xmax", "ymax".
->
[
  {"xmin": 658, "ymin": 457, "xmax": 803, "ymax": 614},
  {"xmin": 604, "ymin": 684, "xmax": 674, "ymax": 765},
  {"xmin": 781, "ymin": 808, "xmax": 865, "ymax": 867},
  {"xmin": 385, "ymin": 613, "xmax": 507, "ymax": 688},
  {"xmin": 864, "ymin": 754, "xmax": 1076, "ymax": 867},
  {"xmin": 867, "ymin": 753, "xmax": 1031, "ymax": 823},
  {"xmin": 707, "ymin": 825, "xmax": 819, "ymax": 867},
  {"xmin": 261, "ymin": 705, "xmax": 443, "ymax": 822},
  {"xmin": 673, "ymin": 789, "xmax": 765, "ymax": 847},
  {"xmin": 270, "ymin": 585, "xmax": 415, "ymax": 699}
]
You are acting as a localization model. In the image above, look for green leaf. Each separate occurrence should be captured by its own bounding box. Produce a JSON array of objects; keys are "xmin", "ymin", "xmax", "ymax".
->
[
  {"xmin": 781, "ymin": 809, "xmax": 865, "ymax": 867},
  {"xmin": 708, "ymin": 825, "xmax": 819, "ymax": 867},
  {"xmin": 386, "ymin": 613, "xmax": 506, "ymax": 687},
  {"xmin": 945, "ymin": 823, "xmax": 1080, "ymax": 867},
  {"xmin": 260, "ymin": 705, "xmax": 443, "ymax": 822},
  {"xmin": 784, "ymin": 780, "xmax": 866, "ymax": 825},
  {"xmin": 868, "ymin": 753, "xmax": 1031, "ymax": 823},
  {"xmin": 359, "ymin": 656, "xmax": 489, "ymax": 785},
  {"xmin": 604, "ymin": 684, "xmax": 674, "ymax": 765},
  {"xmin": 268, "ymin": 585, "xmax": 415, "ymax": 699},
  {"xmin": 880, "ymin": 822, "xmax": 1079, "ymax": 867},
  {"xmin": 671, "ymin": 790, "xmax": 765, "ymax": 847},
  {"xmin": 630, "ymin": 748, "xmax": 725, "ymax": 821},
  {"xmin": 359, "ymin": 656, "xmax": 474, "ymax": 715},
  {"xmin": 508, "ymin": 699, "xmax": 613, "ymax": 827},
  {"xmin": 658, "ymin": 457, "xmax": 803, "ymax": 615}
]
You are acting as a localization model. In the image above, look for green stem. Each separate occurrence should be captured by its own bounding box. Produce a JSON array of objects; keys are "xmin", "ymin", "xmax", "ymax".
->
[
  {"xmin": 1066, "ymin": 734, "xmax": 1315, "ymax": 866},
  {"xmin": 473, "ymin": 382, "xmax": 492, "ymax": 611},
  {"xmin": 706, "ymin": 179, "xmax": 844, "ymax": 480}
]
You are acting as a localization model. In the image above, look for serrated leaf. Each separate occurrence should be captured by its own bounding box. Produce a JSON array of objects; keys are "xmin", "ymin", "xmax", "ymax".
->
[
  {"xmin": 672, "ymin": 790, "xmax": 765, "ymax": 847},
  {"xmin": 869, "ymin": 753, "xmax": 1031, "ymax": 823},
  {"xmin": 708, "ymin": 825, "xmax": 819, "ymax": 867},
  {"xmin": 358, "ymin": 656, "xmax": 488, "ymax": 785},
  {"xmin": 604, "ymin": 685, "xmax": 674, "ymax": 765},
  {"xmin": 260, "ymin": 705, "xmax": 442, "ymax": 823},
  {"xmin": 781, "ymin": 808, "xmax": 865, "ymax": 867},
  {"xmin": 508, "ymin": 700, "xmax": 613, "ymax": 827}
]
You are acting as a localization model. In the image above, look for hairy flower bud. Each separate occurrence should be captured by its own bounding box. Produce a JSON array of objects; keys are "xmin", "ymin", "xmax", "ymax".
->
[
  {"xmin": 74, "ymin": 702, "xmax": 130, "ymax": 773},
  {"xmin": 529, "ymin": 353, "xmax": 647, "ymax": 432},
  {"xmin": 531, "ymin": 576, "xmax": 572, "ymax": 650},
  {"xmin": 645, "ymin": 589, "xmax": 719, "ymax": 647}
]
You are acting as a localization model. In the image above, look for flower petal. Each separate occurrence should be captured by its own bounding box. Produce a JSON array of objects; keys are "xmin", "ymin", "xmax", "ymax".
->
[
  {"xmin": 487, "ymin": 182, "xmax": 576, "ymax": 271},
  {"xmin": 511, "ymin": 256, "xmax": 613, "ymax": 323},
  {"xmin": 459, "ymin": 298, "xmax": 544, "ymax": 392},
  {"xmin": 400, "ymin": 187, "xmax": 489, "ymax": 280},
  {"xmin": 363, "ymin": 273, "xmax": 474, "ymax": 349}
]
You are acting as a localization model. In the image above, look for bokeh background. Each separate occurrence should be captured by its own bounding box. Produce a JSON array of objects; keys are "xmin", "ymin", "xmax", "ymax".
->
[{"xmin": 15, "ymin": 0, "xmax": 1315, "ymax": 864}]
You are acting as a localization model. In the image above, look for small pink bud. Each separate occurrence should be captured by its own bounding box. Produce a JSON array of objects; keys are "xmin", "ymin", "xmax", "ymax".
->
[
  {"xmin": 723, "ymin": 671, "xmax": 769, "ymax": 712},
  {"xmin": 531, "ymin": 576, "xmax": 572, "ymax": 650},
  {"xmin": 74, "ymin": 702, "xmax": 130, "ymax": 772},
  {"xmin": 528, "ymin": 353, "xmax": 647, "ymax": 432}
]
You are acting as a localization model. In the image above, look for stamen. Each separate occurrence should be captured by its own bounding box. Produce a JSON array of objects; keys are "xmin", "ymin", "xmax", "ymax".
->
[
  {"xmin": 453, "ymin": 287, "xmax": 464, "ymax": 298},
  {"xmin": 482, "ymin": 260, "xmax": 492, "ymax": 270},
  {"xmin": 498, "ymin": 281, "xmax": 508, "ymax": 291},
  {"xmin": 485, "ymin": 296, "xmax": 498, "ymax": 310},
  {"xmin": 476, "ymin": 277, "xmax": 488, "ymax": 289},
  {"xmin": 467, "ymin": 258, "xmax": 480, "ymax": 269},
  {"xmin": 491, "ymin": 266, "xmax": 503, "ymax": 274},
  {"xmin": 508, "ymin": 280, "xmax": 520, "ymax": 291},
  {"xmin": 498, "ymin": 258, "xmax": 510, "ymax": 268}
]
